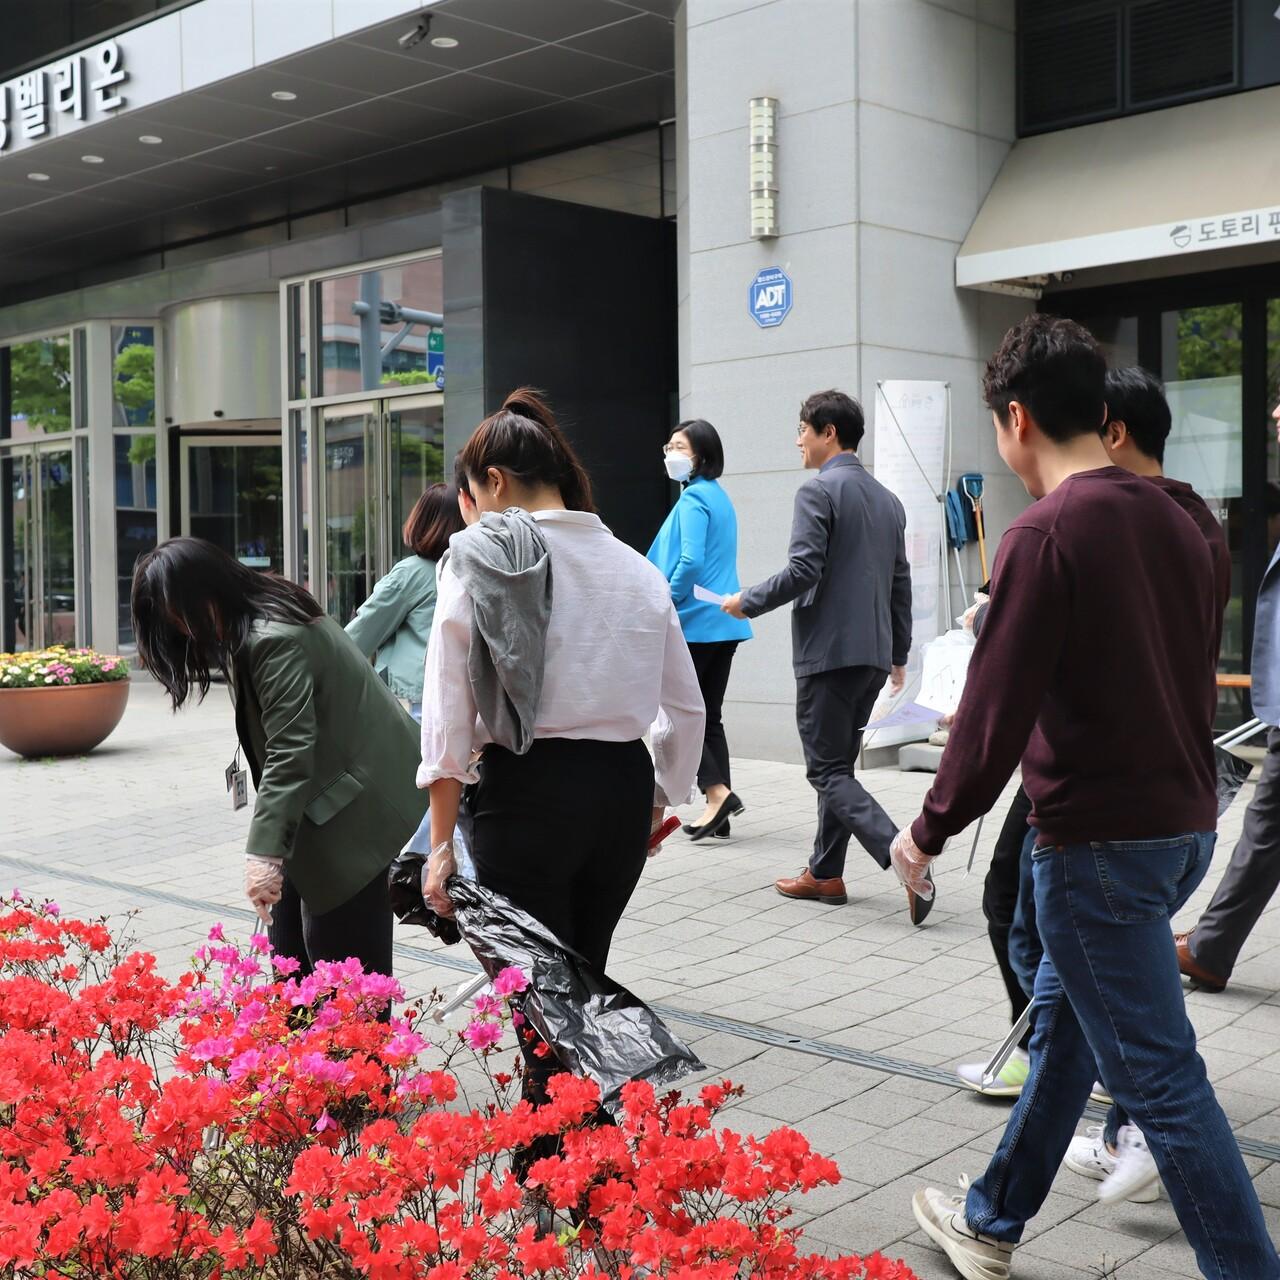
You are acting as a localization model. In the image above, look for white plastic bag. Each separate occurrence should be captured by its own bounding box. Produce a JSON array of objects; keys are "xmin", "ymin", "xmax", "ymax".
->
[{"xmin": 919, "ymin": 628, "xmax": 976, "ymax": 716}]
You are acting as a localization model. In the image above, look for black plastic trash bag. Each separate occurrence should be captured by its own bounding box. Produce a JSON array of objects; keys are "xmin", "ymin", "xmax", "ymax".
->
[
  {"xmin": 387, "ymin": 856, "xmax": 704, "ymax": 1117},
  {"xmin": 1215, "ymin": 744, "xmax": 1254, "ymax": 817},
  {"xmin": 387, "ymin": 850, "xmax": 461, "ymax": 944}
]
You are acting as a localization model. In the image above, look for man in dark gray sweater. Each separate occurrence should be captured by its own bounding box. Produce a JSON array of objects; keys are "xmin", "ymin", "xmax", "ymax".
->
[{"xmin": 723, "ymin": 389, "xmax": 914, "ymax": 914}]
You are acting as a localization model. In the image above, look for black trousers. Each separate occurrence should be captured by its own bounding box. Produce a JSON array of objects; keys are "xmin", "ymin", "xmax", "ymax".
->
[
  {"xmin": 269, "ymin": 867, "xmax": 394, "ymax": 979},
  {"xmin": 983, "ymin": 784, "xmax": 1034, "ymax": 1048},
  {"xmin": 795, "ymin": 665, "xmax": 896, "ymax": 879},
  {"xmin": 1192, "ymin": 727, "xmax": 1280, "ymax": 979},
  {"xmin": 688, "ymin": 640, "xmax": 739, "ymax": 793},
  {"xmin": 468, "ymin": 737, "xmax": 653, "ymax": 972},
  {"xmin": 469, "ymin": 737, "xmax": 653, "ymax": 1176}
]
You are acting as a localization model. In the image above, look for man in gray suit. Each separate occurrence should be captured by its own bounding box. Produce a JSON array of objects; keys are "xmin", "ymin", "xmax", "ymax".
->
[
  {"xmin": 723, "ymin": 390, "xmax": 916, "ymax": 916},
  {"xmin": 1179, "ymin": 421, "xmax": 1280, "ymax": 990}
]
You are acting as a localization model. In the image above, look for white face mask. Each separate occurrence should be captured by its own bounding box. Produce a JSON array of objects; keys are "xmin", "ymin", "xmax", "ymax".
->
[{"xmin": 664, "ymin": 453, "xmax": 694, "ymax": 483}]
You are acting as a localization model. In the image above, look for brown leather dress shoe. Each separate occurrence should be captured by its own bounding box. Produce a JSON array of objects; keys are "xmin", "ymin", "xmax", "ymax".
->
[
  {"xmin": 1175, "ymin": 931, "xmax": 1226, "ymax": 992},
  {"xmin": 775, "ymin": 868, "xmax": 848, "ymax": 905}
]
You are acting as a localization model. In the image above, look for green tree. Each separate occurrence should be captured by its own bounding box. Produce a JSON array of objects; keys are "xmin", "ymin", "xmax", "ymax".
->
[
  {"xmin": 113, "ymin": 343, "xmax": 156, "ymax": 427},
  {"xmin": 11, "ymin": 337, "xmax": 71, "ymax": 434},
  {"xmin": 1175, "ymin": 304, "xmax": 1242, "ymax": 380}
]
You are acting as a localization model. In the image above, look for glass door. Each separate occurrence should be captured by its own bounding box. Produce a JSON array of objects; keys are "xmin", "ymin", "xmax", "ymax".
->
[
  {"xmin": 313, "ymin": 394, "xmax": 444, "ymax": 621},
  {"xmin": 2, "ymin": 452, "xmax": 34, "ymax": 651},
  {"xmin": 387, "ymin": 395, "xmax": 445, "ymax": 565},
  {"xmin": 320, "ymin": 403, "xmax": 379, "ymax": 625},
  {"xmin": 1, "ymin": 445, "xmax": 78, "ymax": 651},
  {"xmin": 180, "ymin": 436, "xmax": 285, "ymax": 574},
  {"xmin": 38, "ymin": 449, "xmax": 76, "ymax": 646},
  {"xmin": 1161, "ymin": 304, "xmax": 1244, "ymax": 721}
]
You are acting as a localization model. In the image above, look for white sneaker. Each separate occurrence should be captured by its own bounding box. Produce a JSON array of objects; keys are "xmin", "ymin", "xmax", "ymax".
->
[
  {"xmin": 956, "ymin": 1048, "xmax": 1030, "ymax": 1098},
  {"xmin": 1098, "ymin": 1125, "xmax": 1160, "ymax": 1205},
  {"xmin": 1090, "ymin": 1080, "xmax": 1112, "ymax": 1104},
  {"xmin": 1064, "ymin": 1124, "xmax": 1158, "ymax": 1203},
  {"xmin": 912, "ymin": 1185, "xmax": 1013, "ymax": 1280}
]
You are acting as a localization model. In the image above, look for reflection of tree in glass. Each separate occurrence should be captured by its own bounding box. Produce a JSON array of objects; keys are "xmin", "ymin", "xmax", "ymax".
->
[
  {"xmin": 382, "ymin": 370, "xmax": 435, "ymax": 387},
  {"xmin": 114, "ymin": 343, "xmax": 156, "ymax": 429},
  {"xmin": 127, "ymin": 436, "xmax": 157, "ymax": 467},
  {"xmin": 11, "ymin": 338, "xmax": 72, "ymax": 434},
  {"xmin": 1176, "ymin": 305, "xmax": 1242, "ymax": 380}
]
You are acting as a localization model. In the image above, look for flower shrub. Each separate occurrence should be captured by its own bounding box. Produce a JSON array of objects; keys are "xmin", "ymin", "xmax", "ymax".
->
[
  {"xmin": 0, "ymin": 896, "xmax": 920, "ymax": 1279},
  {"xmin": 0, "ymin": 646, "xmax": 129, "ymax": 688}
]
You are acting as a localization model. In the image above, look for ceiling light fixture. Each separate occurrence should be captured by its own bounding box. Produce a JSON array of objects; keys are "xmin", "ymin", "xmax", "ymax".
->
[
  {"xmin": 28, "ymin": 172, "xmax": 50, "ymax": 181},
  {"xmin": 271, "ymin": 89, "xmax": 297, "ymax": 101},
  {"xmin": 399, "ymin": 16, "xmax": 430, "ymax": 50},
  {"xmin": 138, "ymin": 134, "xmax": 163, "ymax": 144},
  {"xmin": 82, "ymin": 154, "xmax": 105, "ymax": 164},
  {"xmin": 431, "ymin": 35, "xmax": 459, "ymax": 48}
]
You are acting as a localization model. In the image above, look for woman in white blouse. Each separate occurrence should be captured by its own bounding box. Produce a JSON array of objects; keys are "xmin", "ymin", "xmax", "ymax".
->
[{"xmin": 419, "ymin": 389, "xmax": 704, "ymax": 984}]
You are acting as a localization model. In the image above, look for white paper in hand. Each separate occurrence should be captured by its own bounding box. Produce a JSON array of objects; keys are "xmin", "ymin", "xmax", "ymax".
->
[{"xmin": 693, "ymin": 584, "xmax": 727, "ymax": 605}]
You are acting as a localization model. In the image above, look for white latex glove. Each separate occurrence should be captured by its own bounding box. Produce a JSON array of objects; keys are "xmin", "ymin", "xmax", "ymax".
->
[
  {"xmin": 889, "ymin": 827, "xmax": 936, "ymax": 902},
  {"xmin": 423, "ymin": 841, "xmax": 457, "ymax": 918},
  {"xmin": 244, "ymin": 855, "xmax": 284, "ymax": 928},
  {"xmin": 960, "ymin": 592, "xmax": 990, "ymax": 634}
]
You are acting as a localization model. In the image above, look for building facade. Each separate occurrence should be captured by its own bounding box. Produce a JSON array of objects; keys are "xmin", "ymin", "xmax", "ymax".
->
[{"xmin": 0, "ymin": 0, "xmax": 1273, "ymax": 761}]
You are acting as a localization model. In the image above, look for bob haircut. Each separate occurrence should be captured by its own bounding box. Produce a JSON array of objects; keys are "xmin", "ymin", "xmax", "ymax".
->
[
  {"xmin": 131, "ymin": 536, "xmax": 322, "ymax": 709},
  {"xmin": 403, "ymin": 482, "xmax": 466, "ymax": 560},
  {"xmin": 670, "ymin": 418, "xmax": 725, "ymax": 481},
  {"xmin": 457, "ymin": 387, "xmax": 595, "ymax": 512}
]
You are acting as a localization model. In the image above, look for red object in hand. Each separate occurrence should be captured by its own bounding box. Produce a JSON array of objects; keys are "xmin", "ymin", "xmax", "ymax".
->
[{"xmin": 648, "ymin": 815, "xmax": 681, "ymax": 849}]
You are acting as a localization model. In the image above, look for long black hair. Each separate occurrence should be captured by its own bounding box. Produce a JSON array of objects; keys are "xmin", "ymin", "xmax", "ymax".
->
[{"xmin": 131, "ymin": 537, "xmax": 322, "ymax": 709}]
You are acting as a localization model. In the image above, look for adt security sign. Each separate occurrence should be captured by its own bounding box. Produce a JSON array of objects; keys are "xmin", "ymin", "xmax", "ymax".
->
[{"xmin": 749, "ymin": 266, "xmax": 792, "ymax": 328}]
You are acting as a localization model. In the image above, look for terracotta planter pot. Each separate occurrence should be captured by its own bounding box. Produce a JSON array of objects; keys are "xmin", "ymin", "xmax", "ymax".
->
[{"xmin": 0, "ymin": 680, "xmax": 131, "ymax": 758}]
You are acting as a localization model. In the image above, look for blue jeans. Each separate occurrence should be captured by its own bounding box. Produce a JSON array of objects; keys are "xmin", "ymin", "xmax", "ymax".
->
[
  {"xmin": 1007, "ymin": 827, "xmax": 1040, "ymax": 998},
  {"xmin": 967, "ymin": 833, "xmax": 1279, "ymax": 1280},
  {"xmin": 1010, "ymin": 827, "xmax": 1134, "ymax": 1145}
]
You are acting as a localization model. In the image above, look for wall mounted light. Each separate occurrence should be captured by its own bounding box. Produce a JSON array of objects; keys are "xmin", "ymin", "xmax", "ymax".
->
[{"xmin": 749, "ymin": 96, "xmax": 779, "ymax": 239}]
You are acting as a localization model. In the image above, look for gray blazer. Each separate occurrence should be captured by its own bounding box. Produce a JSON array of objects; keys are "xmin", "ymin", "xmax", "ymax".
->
[
  {"xmin": 1252, "ymin": 543, "xmax": 1280, "ymax": 725},
  {"xmin": 740, "ymin": 453, "xmax": 911, "ymax": 678}
]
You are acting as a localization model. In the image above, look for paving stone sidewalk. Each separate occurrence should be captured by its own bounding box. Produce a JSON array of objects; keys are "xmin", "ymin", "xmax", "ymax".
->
[{"xmin": 4, "ymin": 679, "xmax": 1280, "ymax": 1278}]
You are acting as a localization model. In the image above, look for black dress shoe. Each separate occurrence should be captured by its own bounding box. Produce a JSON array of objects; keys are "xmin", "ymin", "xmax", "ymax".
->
[
  {"xmin": 907, "ymin": 866, "xmax": 935, "ymax": 927},
  {"xmin": 689, "ymin": 792, "xmax": 744, "ymax": 842}
]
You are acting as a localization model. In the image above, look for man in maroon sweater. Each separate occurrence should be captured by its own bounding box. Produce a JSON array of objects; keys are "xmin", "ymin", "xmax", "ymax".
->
[{"xmin": 900, "ymin": 316, "xmax": 1276, "ymax": 1280}]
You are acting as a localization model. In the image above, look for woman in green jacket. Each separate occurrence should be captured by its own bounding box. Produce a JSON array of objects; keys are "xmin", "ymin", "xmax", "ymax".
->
[
  {"xmin": 344, "ymin": 482, "xmax": 464, "ymax": 716},
  {"xmin": 131, "ymin": 537, "xmax": 427, "ymax": 979}
]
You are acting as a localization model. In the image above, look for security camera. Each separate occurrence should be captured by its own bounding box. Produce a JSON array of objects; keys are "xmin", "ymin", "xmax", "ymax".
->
[{"xmin": 398, "ymin": 17, "xmax": 429, "ymax": 49}]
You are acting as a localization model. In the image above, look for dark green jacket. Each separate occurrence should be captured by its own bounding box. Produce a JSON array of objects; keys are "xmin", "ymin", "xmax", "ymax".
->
[{"xmin": 233, "ymin": 616, "xmax": 427, "ymax": 915}]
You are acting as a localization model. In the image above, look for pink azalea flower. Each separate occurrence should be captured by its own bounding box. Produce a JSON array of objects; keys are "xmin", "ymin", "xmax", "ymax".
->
[
  {"xmin": 493, "ymin": 967, "xmax": 530, "ymax": 997},
  {"xmin": 271, "ymin": 955, "xmax": 301, "ymax": 975},
  {"xmin": 206, "ymin": 924, "xmax": 225, "ymax": 942},
  {"xmin": 313, "ymin": 1110, "xmax": 337, "ymax": 1133},
  {"xmin": 463, "ymin": 1019, "xmax": 503, "ymax": 1052},
  {"xmin": 228, "ymin": 1049, "xmax": 263, "ymax": 1081}
]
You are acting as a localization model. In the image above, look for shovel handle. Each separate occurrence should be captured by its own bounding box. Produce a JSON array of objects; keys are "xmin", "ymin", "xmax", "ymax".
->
[
  {"xmin": 432, "ymin": 971, "xmax": 491, "ymax": 1024},
  {"xmin": 974, "ymin": 505, "xmax": 989, "ymax": 582}
]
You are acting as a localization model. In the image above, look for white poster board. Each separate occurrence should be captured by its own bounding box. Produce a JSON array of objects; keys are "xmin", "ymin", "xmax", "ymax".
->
[{"xmin": 865, "ymin": 380, "xmax": 949, "ymax": 748}]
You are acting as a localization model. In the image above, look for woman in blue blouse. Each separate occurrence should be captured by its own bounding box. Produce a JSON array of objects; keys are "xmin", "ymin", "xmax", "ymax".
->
[{"xmin": 647, "ymin": 419, "xmax": 752, "ymax": 841}]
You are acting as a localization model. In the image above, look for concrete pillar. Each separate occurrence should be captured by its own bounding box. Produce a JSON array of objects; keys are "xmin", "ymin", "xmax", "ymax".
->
[
  {"xmin": 677, "ymin": 0, "xmax": 1030, "ymax": 763},
  {"xmin": 84, "ymin": 322, "xmax": 119, "ymax": 653}
]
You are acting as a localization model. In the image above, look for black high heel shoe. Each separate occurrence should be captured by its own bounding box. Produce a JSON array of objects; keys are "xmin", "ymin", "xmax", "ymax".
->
[{"xmin": 689, "ymin": 792, "xmax": 744, "ymax": 842}]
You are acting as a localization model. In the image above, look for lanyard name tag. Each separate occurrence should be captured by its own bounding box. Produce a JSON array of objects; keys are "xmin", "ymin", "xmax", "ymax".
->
[{"xmin": 226, "ymin": 749, "xmax": 248, "ymax": 812}]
